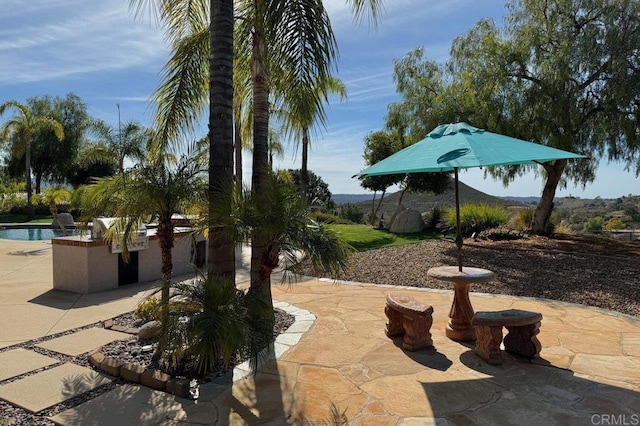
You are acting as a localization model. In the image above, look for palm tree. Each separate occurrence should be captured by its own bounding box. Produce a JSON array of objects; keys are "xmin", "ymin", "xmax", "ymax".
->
[
  {"xmin": 129, "ymin": 0, "xmax": 384, "ymax": 286},
  {"xmin": 0, "ymin": 101, "xmax": 64, "ymax": 219},
  {"xmin": 233, "ymin": 173, "xmax": 350, "ymax": 310},
  {"xmin": 89, "ymin": 119, "xmax": 150, "ymax": 174},
  {"xmin": 129, "ymin": 0, "xmax": 236, "ymax": 282},
  {"xmin": 79, "ymin": 142, "xmax": 207, "ymax": 324},
  {"xmin": 278, "ymin": 75, "xmax": 346, "ymax": 202},
  {"xmin": 163, "ymin": 273, "xmax": 273, "ymax": 376}
]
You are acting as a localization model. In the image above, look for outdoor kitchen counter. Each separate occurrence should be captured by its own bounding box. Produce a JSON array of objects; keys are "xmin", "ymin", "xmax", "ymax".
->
[{"xmin": 427, "ymin": 266, "xmax": 496, "ymax": 341}]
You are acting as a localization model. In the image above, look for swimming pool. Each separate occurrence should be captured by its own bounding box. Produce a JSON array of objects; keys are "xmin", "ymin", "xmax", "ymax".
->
[{"xmin": 0, "ymin": 227, "xmax": 79, "ymax": 241}]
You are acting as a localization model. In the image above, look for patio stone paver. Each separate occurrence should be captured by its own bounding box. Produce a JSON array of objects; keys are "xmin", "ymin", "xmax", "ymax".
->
[
  {"xmin": 49, "ymin": 384, "xmax": 192, "ymax": 425},
  {"xmin": 185, "ymin": 279, "xmax": 640, "ymax": 425},
  {"xmin": 622, "ymin": 332, "xmax": 640, "ymax": 357},
  {"xmin": 0, "ymin": 348, "xmax": 59, "ymax": 381},
  {"xmin": 0, "ymin": 363, "xmax": 111, "ymax": 413},
  {"xmin": 36, "ymin": 327, "xmax": 131, "ymax": 357}
]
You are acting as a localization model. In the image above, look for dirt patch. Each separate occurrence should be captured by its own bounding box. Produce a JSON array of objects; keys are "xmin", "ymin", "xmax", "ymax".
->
[{"xmin": 329, "ymin": 234, "xmax": 640, "ymax": 318}]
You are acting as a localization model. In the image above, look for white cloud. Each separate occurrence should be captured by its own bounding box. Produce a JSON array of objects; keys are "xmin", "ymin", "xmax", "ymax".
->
[{"xmin": 0, "ymin": 0, "xmax": 167, "ymax": 85}]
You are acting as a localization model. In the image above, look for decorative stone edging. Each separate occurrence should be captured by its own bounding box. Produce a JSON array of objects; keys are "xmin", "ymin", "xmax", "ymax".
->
[
  {"xmin": 229, "ymin": 300, "xmax": 316, "ymax": 382},
  {"xmin": 89, "ymin": 300, "xmax": 316, "ymax": 400}
]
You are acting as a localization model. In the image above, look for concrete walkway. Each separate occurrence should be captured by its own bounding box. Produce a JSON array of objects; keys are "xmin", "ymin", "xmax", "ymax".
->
[{"xmin": 0, "ymin": 239, "xmax": 639, "ymax": 425}]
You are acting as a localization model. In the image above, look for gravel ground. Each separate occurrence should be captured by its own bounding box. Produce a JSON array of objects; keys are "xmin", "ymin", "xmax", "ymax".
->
[
  {"xmin": 330, "ymin": 234, "xmax": 640, "ymax": 318},
  {"xmin": 0, "ymin": 309, "xmax": 294, "ymax": 425}
]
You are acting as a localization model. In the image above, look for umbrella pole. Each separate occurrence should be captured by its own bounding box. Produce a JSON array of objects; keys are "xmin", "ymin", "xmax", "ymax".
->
[{"xmin": 454, "ymin": 167, "xmax": 463, "ymax": 272}]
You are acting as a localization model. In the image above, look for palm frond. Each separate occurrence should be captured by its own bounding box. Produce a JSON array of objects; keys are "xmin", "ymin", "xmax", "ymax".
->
[{"xmin": 153, "ymin": 28, "xmax": 209, "ymax": 152}]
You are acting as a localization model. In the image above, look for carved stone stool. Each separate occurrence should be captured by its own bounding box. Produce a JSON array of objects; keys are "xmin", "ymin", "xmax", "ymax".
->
[
  {"xmin": 471, "ymin": 309, "xmax": 542, "ymax": 365},
  {"xmin": 385, "ymin": 294, "xmax": 434, "ymax": 351}
]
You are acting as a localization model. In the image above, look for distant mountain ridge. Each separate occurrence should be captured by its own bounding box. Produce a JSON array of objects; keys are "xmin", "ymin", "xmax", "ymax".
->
[
  {"xmin": 332, "ymin": 194, "xmax": 375, "ymax": 205},
  {"xmin": 333, "ymin": 180, "xmax": 526, "ymax": 217},
  {"xmin": 498, "ymin": 196, "xmax": 540, "ymax": 204}
]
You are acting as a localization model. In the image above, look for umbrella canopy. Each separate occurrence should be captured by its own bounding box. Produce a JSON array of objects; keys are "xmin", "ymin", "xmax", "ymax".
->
[
  {"xmin": 357, "ymin": 122, "xmax": 585, "ymax": 176},
  {"xmin": 355, "ymin": 122, "xmax": 587, "ymax": 271}
]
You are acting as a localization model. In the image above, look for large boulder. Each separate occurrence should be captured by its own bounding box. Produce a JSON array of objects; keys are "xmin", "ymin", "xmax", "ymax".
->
[
  {"xmin": 389, "ymin": 208, "xmax": 425, "ymax": 234},
  {"xmin": 52, "ymin": 213, "xmax": 74, "ymax": 229},
  {"xmin": 138, "ymin": 320, "xmax": 162, "ymax": 340}
]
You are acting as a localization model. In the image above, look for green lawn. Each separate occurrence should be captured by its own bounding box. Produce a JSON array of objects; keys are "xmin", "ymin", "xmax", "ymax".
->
[
  {"xmin": 328, "ymin": 224, "xmax": 444, "ymax": 252},
  {"xmin": 0, "ymin": 213, "xmax": 53, "ymax": 224}
]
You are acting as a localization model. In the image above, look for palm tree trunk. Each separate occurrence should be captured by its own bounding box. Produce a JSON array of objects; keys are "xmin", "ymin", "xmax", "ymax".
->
[
  {"xmin": 531, "ymin": 160, "xmax": 566, "ymax": 235},
  {"xmin": 35, "ymin": 173, "xmax": 42, "ymax": 195},
  {"xmin": 25, "ymin": 139, "xmax": 34, "ymax": 219},
  {"xmin": 301, "ymin": 128, "xmax": 310, "ymax": 203},
  {"xmin": 250, "ymin": 13, "xmax": 273, "ymax": 308},
  {"xmin": 207, "ymin": 0, "xmax": 236, "ymax": 283},
  {"xmin": 157, "ymin": 217, "xmax": 174, "ymax": 352}
]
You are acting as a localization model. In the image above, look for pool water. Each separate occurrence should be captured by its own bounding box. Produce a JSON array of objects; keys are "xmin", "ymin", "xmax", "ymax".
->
[{"xmin": 0, "ymin": 228, "xmax": 76, "ymax": 241}]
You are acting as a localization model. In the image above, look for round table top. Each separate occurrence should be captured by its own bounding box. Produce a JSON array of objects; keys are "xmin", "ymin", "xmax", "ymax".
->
[{"xmin": 427, "ymin": 266, "xmax": 495, "ymax": 283}]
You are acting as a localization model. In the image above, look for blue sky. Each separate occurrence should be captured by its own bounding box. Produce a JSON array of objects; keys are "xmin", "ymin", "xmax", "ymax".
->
[{"xmin": 1, "ymin": 0, "xmax": 637, "ymax": 199}]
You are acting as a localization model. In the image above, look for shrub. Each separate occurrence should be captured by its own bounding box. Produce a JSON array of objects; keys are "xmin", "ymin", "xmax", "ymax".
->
[
  {"xmin": 313, "ymin": 211, "xmax": 352, "ymax": 224},
  {"xmin": 0, "ymin": 192, "xmax": 26, "ymax": 213},
  {"xmin": 603, "ymin": 217, "xmax": 626, "ymax": 230},
  {"xmin": 424, "ymin": 204, "xmax": 444, "ymax": 230},
  {"xmin": 583, "ymin": 216, "xmax": 604, "ymax": 232},
  {"xmin": 508, "ymin": 207, "xmax": 534, "ymax": 231},
  {"xmin": 476, "ymin": 226, "xmax": 526, "ymax": 241},
  {"xmin": 554, "ymin": 222, "xmax": 572, "ymax": 234},
  {"xmin": 443, "ymin": 204, "xmax": 509, "ymax": 237},
  {"xmin": 134, "ymin": 296, "xmax": 162, "ymax": 322},
  {"xmin": 337, "ymin": 203, "xmax": 364, "ymax": 224}
]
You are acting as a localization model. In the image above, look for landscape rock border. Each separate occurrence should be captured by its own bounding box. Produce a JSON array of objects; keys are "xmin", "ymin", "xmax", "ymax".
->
[{"xmin": 92, "ymin": 300, "xmax": 316, "ymax": 400}]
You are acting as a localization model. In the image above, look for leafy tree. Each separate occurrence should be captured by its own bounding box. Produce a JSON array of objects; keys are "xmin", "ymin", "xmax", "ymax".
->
[
  {"xmin": 359, "ymin": 111, "xmax": 450, "ymax": 229},
  {"xmin": 67, "ymin": 141, "xmax": 119, "ymax": 186},
  {"xmin": 388, "ymin": 48, "xmax": 453, "ymax": 142},
  {"xmin": 283, "ymin": 169, "xmax": 335, "ymax": 211},
  {"xmin": 0, "ymin": 101, "xmax": 64, "ymax": 218},
  {"xmin": 359, "ymin": 131, "xmax": 400, "ymax": 224},
  {"xmin": 444, "ymin": 0, "xmax": 640, "ymax": 234},
  {"xmin": 26, "ymin": 94, "xmax": 89, "ymax": 190}
]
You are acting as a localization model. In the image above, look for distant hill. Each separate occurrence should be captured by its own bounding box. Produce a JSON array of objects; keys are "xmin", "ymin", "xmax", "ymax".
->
[
  {"xmin": 351, "ymin": 180, "xmax": 524, "ymax": 218},
  {"xmin": 332, "ymin": 194, "xmax": 375, "ymax": 205}
]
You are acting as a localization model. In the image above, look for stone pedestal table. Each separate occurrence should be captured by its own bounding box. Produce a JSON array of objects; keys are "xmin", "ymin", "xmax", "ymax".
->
[{"xmin": 427, "ymin": 266, "xmax": 495, "ymax": 341}]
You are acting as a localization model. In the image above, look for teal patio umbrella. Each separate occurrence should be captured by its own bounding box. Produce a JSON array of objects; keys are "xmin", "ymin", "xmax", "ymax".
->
[{"xmin": 355, "ymin": 122, "xmax": 586, "ymax": 271}]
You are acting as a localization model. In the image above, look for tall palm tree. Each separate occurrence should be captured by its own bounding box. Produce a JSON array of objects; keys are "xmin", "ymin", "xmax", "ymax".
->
[
  {"xmin": 129, "ymin": 0, "xmax": 236, "ymax": 282},
  {"xmin": 278, "ymin": 75, "xmax": 346, "ymax": 201},
  {"xmin": 0, "ymin": 101, "xmax": 64, "ymax": 219},
  {"xmin": 89, "ymin": 119, "xmax": 150, "ymax": 174}
]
